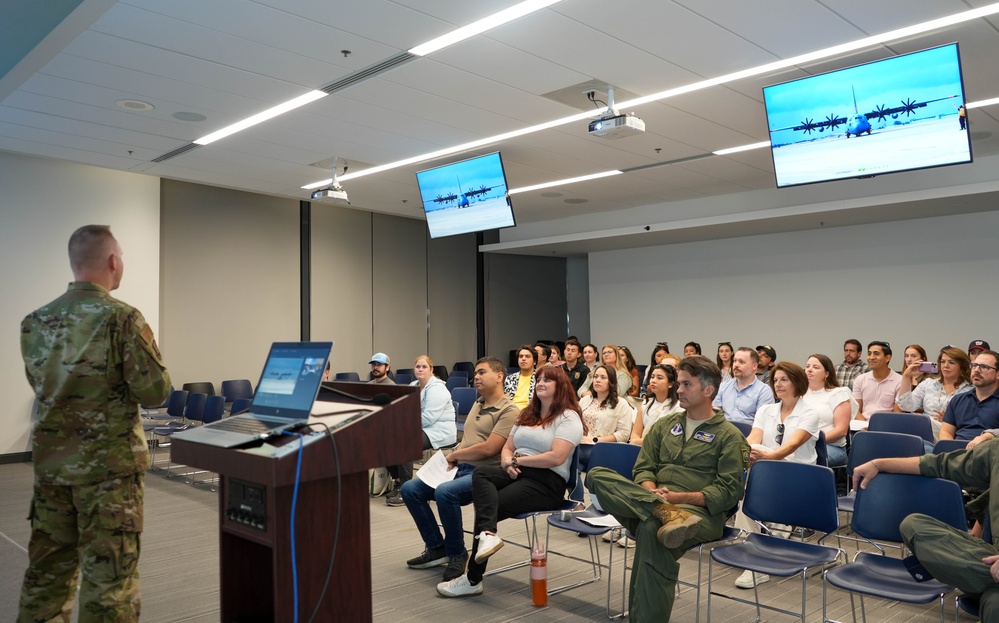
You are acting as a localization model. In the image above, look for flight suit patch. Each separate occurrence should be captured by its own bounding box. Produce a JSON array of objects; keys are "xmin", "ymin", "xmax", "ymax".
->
[
  {"xmin": 670, "ymin": 423, "xmax": 683, "ymax": 436},
  {"xmin": 693, "ymin": 431, "xmax": 715, "ymax": 443}
]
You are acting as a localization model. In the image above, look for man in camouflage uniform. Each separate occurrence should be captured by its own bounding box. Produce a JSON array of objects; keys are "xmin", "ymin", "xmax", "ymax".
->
[{"xmin": 19, "ymin": 225, "xmax": 171, "ymax": 623}]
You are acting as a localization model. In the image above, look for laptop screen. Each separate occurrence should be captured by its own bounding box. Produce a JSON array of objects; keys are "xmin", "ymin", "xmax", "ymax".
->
[{"xmin": 250, "ymin": 342, "xmax": 333, "ymax": 418}]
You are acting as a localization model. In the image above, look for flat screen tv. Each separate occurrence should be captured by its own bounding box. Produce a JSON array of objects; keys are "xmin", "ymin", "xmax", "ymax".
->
[
  {"xmin": 416, "ymin": 152, "xmax": 515, "ymax": 238},
  {"xmin": 763, "ymin": 43, "xmax": 972, "ymax": 188}
]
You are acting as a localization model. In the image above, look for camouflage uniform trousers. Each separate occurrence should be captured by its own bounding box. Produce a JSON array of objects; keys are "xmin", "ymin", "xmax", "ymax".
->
[{"xmin": 19, "ymin": 473, "xmax": 144, "ymax": 623}]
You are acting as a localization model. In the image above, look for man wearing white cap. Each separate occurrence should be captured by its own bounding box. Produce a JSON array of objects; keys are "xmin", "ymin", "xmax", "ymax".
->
[{"xmin": 369, "ymin": 352, "xmax": 395, "ymax": 384}]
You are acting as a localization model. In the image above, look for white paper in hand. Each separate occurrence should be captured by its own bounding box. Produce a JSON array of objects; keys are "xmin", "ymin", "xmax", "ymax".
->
[{"xmin": 414, "ymin": 450, "xmax": 459, "ymax": 489}]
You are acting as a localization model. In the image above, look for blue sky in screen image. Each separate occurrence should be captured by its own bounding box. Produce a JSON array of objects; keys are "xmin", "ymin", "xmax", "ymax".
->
[
  {"xmin": 764, "ymin": 44, "xmax": 965, "ymax": 133},
  {"xmin": 417, "ymin": 153, "xmax": 508, "ymax": 213}
]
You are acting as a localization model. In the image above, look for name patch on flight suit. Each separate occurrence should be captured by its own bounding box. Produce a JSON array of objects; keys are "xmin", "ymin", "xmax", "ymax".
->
[
  {"xmin": 693, "ymin": 431, "xmax": 715, "ymax": 443},
  {"xmin": 670, "ymin": 423, "xmax": 683, "ymax": 436}
]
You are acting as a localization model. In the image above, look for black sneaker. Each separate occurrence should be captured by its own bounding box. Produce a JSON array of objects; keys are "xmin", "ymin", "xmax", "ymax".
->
[
  {"xmin": 442, "ymin": 553, "xmax": 468, "ymax": 580},
  {"xmin": 407, "ymin": 547, "xmax": 447, "ymax": 569},
  {"xmin": 386, "ymin": 491, "xmax": 405, "ymax": 506}
]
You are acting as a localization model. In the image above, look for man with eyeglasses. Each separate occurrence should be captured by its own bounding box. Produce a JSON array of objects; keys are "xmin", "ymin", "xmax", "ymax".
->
[
  {"xmin": 852, "ymin": 341, "xmax": 902, "ymax": 420},
  {"xmin": 940, "ymin": 350, "xmax": 999, "ymax": 447}
]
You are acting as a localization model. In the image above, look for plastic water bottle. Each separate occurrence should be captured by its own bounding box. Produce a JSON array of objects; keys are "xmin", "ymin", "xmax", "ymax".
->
[{"xmin": 531, "ymin": 540, "xmax": 548, "ymax": 607}]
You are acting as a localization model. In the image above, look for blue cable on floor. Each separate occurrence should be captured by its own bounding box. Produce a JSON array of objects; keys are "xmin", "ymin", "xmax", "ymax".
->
[{"xmin": 283, "ymin": 430, "xmax": 305, "ymax": 623}]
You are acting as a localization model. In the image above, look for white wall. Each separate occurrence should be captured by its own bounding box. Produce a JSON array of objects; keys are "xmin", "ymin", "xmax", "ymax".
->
[
  {"xmin": 590, "ymin": 210, "xmax": 999, "ymax": 367},
  {"xmin": 0, "ymin": 152, "xmax": 159, "ymax": 455}
]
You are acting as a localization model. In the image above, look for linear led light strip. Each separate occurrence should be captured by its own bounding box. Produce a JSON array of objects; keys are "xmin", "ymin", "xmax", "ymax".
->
[
  {"xmin": 303, "ymin": 1, "xmax": 999, "ymax": 190},
  {"xmin": 193, "ymin": 0, "xmax": 562, "ymax": 147}
]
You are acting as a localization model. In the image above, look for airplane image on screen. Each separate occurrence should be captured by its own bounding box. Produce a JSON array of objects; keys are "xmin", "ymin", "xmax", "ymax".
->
[
  {"xmin": 431, "ymin": 178, "xmax": 499, "ymax": 208},
  {"xmin": 772, "ymin": 86, "xmax": 960, "ymax": 138}
]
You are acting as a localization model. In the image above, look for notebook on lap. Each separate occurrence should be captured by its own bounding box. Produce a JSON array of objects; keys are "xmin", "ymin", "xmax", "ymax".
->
[{"xmin": 172, "ymin": 341, "xmax": 333, "ymax": 448}]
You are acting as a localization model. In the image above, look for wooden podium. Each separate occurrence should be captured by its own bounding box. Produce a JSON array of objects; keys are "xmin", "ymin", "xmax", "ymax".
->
[{"xmin": 171, "ymin": 381, "xmax": 420, "ymax": 623}]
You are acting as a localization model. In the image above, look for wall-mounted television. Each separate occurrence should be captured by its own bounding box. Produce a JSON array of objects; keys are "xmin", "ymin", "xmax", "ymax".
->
[
  {"xmin": 763, "ymin": 43, "xmax": 972, "ymax": 188},
  {"xmin": 416, "ymin": 152, "xmax": 515, "ymax": 238}
]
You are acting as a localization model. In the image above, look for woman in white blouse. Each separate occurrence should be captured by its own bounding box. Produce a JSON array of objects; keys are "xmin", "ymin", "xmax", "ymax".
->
[
  {"xmin": 896, "ymin": 345, "xmax": 972, "ymax": 440},
  {"xmin": 629, "ymin": 363, "xmax": 683, "ymax": 444},
  {"xmin": 734, "ymin": 361, "xmax": 819, "ymax": 589},
  {"xmin": 569, "ymin": 364, "xmax": 634, "ymax": 502},
  {"xmin": 802, "ymin": 354, "xmax": 856, "ymax": 467}
]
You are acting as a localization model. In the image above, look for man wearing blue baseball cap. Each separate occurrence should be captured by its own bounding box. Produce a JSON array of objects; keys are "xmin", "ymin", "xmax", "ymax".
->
[{"xmin": 369, "ymin": 352, "xmax": 395, "ymax": 384}]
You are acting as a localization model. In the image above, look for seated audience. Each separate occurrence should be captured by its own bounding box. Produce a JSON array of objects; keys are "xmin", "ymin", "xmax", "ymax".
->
[
  {"xmin": 504, "ymin": 344, "xmax": 537, "ymax": 410},
  {"xmin": 582, "ymin": 343, "xmax": 599, "ymax": 371},
  {"xmin": 642, "ymin": 342, "xmax": 670, "ymax": 392},
  {"xmin": 401, "ymin": 357, "xmax": 519, "ymax": 581},
  {"xmin": 618, "ymin": 345, "xmax": 641, "ymax": 400},
  {"xmin": 436, "ymin": 366, "xmax": 583, "ymax": 598},
  {"xmin": 896, "ymin": 346, "xmax": 972, "ymax": 441},
  {"xmin": 368, "ymin": 352, "xmax": 395, "ymax": 384},
  {"xmin": 548, "ymin": 344, "xmax": 563, "ymax": 367},
  {"xmin": 852, "ymin": 341, "xmax": 902, "ymax": 420},
  {"xmin": 717, "ymin": 342, "xmax": 734, "ymax": 383},
  {"xmin": 712, "ymin": 347, "xmax": 775, "ymax": 425},
  {"xmin": 534, "ymin": 343, "xmax": 551, "ymax": 368},
  {"xmin": 569, "ymin": 364, "xmax": 635, "ymax": 502},
  {"xmin": 803, "ymin": 354, "xmax": 855, "ymax": 467},
  {"xmin": 560, "ymin": 338, "xmax": 589, "ymax": 392},
  {"xmin": 683, "ymin": 341, "xmax": 701, "ymax": 357},
  {"xmin": 969, "ymin": 339, "xmax": 990, "ymax": 361},
  {"xmin": 734, "ymin": 361, "xmax": 818, "ymax": 589},
  {"xmin": 578, "ymin": 344, "xmax": 632, "ymax": 398},
  {"xmin": 941, "ymin": 349, "xmax": 999, "ymax": 446},
  {"xmin": 630, "ymin": 363, "xmax": 683, "ymax": 444},
  {"xmin": 387, "ymin": 355, "xmax": 457, "ymax": 506}
]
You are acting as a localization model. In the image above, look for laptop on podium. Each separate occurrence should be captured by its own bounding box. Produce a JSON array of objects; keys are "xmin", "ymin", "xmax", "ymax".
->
[{"xmin": 172, "ymin": 341, "xmax": 333, "ymax": 448}]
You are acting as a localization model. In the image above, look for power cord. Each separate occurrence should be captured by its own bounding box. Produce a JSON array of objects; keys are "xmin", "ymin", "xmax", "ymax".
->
[
  {"xmin": 305, "ymin": 422, "xmax": 341, "ymax": 623},
  {"xmin": 281, "ymin": 429, "xmax": 306, "ymax": 623},
  {"xmin": 586, "ymin": 90, "xmax": 607, "ymax": 109}
]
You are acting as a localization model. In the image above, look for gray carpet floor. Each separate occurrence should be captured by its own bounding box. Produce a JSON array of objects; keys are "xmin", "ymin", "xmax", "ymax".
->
[{"xmin": 0, "ymin": 460, "xmax": 961, "ymax": 622}]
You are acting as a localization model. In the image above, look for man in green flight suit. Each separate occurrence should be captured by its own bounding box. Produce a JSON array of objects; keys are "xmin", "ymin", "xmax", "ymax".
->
[
  {"xmin": 19, "ymin": 225, "xmax": 171, "ymax": 623},
  {"xmin": 586, "ymin": 355, "xmax": 750, "ymax": 622}
]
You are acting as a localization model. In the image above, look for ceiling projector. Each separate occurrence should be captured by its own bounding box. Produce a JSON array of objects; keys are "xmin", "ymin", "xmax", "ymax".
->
[
  {"xmin": 588, "ymin": 113, "xmax": 645, "ymax": 139},
  {"xmin": 311, "ymin": 183, "xmax": 349, "ymax": 205}
]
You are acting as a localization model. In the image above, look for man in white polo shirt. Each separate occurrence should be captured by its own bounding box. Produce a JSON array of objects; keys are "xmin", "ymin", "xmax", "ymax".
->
[{"xmin": 853, "ymin": 341, "xmax": 902, "ymax": 420}]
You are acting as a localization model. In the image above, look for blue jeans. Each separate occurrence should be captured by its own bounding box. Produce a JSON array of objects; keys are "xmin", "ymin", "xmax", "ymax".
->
[
  {"xmin": 826, "ymin": 443, "xmax": 847, "ymax": 467},
  {"xmin": 400, "ymin": 463, "xmax": 475, "ymax": 557},
  {"xmin": 569, "ymin": 443, "xmax": 594, "ymax": 502}
]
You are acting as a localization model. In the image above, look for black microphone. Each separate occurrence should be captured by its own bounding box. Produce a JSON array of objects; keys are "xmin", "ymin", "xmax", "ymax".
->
[{"xmin": 324, "ymin": 386, "xmax": 391, "ymax": 405}]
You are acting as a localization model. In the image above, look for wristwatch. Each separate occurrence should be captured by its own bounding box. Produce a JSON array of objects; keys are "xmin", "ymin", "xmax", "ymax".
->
[
  {"xmin": 511, "ymin": 455, "xmax": 519, "ymax": 468},
  {"xmin": 592, "ymin": 436, "xmax": 599, "ymax": 443}
]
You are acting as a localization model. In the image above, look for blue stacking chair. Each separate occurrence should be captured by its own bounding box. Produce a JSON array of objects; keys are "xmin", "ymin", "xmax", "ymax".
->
[
  {"xmin": 933, "ymin": 438, "xmax": 969, "ymax": 454},
  {"xmin": 220, "ymin": 379, "xmax": 253, "ymax": 403},
  {"xmin": 839, "ymin": 431, "xmax": 925, "ymax": 513},
  {"xmin": 451, "ymin": 387, "xmax": 478, "ymax": 435},
  {"xmin": 731, "ymin": 421, "xmax": 753, "ymax": 437},
  {"xmin": 707, "ymin": 461, "xmax": 843, "ymax": 623},
  {"xmin": 334, "ymin": 371, "xmax": 360, "ymax": 382},
  {"xmin": 156, "ymin": 392, "xmax": 207, "ymax": 478},
  {"xmin": 867, "ymin": 411, "xmax": 934, "ymax": 445},
  {"xmin": 452, "ymin": 361, "xmax": 475, "ymax": 375},
  {"xmin": 445, "ymin": 376, "xmax": 467, "ymax": 393},
  {"xmin": 393, "ymin": 373, "xmax": 413, "ymax": 386},
  {"xmin": 546, "ymin": 442, "xmax": 641, "ymax": 616},
  {"xmin": 822, "ymin": 473, "xmax": 967, "ymax": 623}
]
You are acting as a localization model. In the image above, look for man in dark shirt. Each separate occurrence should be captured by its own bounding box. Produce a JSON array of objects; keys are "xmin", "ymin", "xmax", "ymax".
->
[{"xmin": 561, "ymin": 338, "xmax": 588, "ymax": 392}]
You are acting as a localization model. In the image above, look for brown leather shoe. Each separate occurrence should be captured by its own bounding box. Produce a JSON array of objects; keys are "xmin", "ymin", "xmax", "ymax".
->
[{"xmin": 652, "ymin": 502, "xmax": 702, "ymax": 548}]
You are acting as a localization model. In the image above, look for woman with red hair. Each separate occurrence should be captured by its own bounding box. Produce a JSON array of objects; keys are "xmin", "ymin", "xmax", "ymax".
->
[{"xmin": 437, "ymin": 365, "xmax": 584, "ymax": 597}]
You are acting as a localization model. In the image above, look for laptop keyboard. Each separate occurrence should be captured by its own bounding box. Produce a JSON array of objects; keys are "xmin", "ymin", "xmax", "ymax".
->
[{"xmin": 208, "ymin": 416, "xmax": 273, "ymax": 434}]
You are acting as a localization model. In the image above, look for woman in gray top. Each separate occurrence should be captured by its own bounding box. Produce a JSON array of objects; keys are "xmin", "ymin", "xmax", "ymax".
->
[{"xmin": 436, "ymin": 366, "xmax": 584, "ymax": 598}]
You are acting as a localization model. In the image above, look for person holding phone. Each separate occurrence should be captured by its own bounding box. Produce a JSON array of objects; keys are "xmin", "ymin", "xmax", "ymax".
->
[{"xmin": 896, "ymin": 346, "xmax": 972, "ymax": 441}]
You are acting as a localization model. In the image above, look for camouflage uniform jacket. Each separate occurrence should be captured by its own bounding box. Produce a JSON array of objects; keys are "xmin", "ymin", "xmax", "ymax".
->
[{"xmin": 21, "ymin": 281, "xmax": 171, "ymax": 485}]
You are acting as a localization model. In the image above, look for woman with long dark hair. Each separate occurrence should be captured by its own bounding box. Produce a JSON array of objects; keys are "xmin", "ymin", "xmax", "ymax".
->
[{"xmin": 437, "ymin": 366, "xmax": 584, "ymax": 598}]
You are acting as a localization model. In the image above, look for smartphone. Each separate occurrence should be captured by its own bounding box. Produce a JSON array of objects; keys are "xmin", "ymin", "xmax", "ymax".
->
[{"xmin": 918, "ymin": 361, "xmax": 939, "ymax": 374}]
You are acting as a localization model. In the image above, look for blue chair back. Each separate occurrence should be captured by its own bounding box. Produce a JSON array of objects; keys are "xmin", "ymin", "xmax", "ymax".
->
[
  {"xmin": 448, "ymin": 370, "xmax": 469, "ymax": 380},
  {"xmin": 202, "ymin": 395, "xmax": 226, "ymax": 424},
  {"xmin": 452, "ymin": 387, "xmax": 478, "ymax": 416},
  {"xmin": 445, "ymin": 376, "xmax": 467, "ymax": 393},
  {"xmin": 852, "ymin": 473, "xmax": 966, "ymax": 543},
  {"xmin": 743, "ymin": 461, "xmax": 839, "ymax": 535},
  {"xmin": 932, "ymin": 438, "xmax": 969, "ymax": 454},
  {"xmin": 166, "ymin": 390, "xmax": 189, "ymax": 418},
  {"xmin": 230, "ymin": 398, "xmax": 252, "ymax": 415},
  {"xmin": 185, "ymin": 392, "xmax": 208, "ymax": 423},
  {"xmin": 433, "ymin": 365, "xmax": 449, "ymax": 381},
  {"xmin": 731, "ymin": 420, "xmax": 753, "ymax": 437},
  {"xmin": 814, "ymin": 430, "xmax": 828, "ymax": 467},
  {"xmin": 394, "ymin": 373, "xmax": 413, "ymax": 386},
  {"xmin": 847, "ymin": 431, "xmax": 925, "ymax": 474},
  {"xmin": 182, "ymin": 381, "xmax": 216, "ymax": 396},
  {"xmin": 334, "ymin": 372, "xmax": 360, "ymax": 382},
  {"xmin": 396, "ymin": 368, "xmax": 414, "ymax": 377},
  {"xmin": 587, "ymin": 442, "xmax": 641, "ymax": 480},
  {"xmin": 220, "ymin": 379, "xmax": 253, "ymax": 402},
  {"xmin": 867, "ymin": 411, "xmax": 934, "ymax": 443},
  {"xmin": 453, "ymin": 361, "xmax": 475, "ymax": 375}
]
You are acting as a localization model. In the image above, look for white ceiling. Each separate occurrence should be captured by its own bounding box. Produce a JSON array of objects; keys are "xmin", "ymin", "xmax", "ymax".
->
[{"xmin": 2, "ymin": 0, "xmax": 999, "ymax": 254}]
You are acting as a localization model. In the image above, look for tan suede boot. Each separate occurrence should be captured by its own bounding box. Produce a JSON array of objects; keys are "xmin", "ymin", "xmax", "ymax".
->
[{"xmin": 652, "ymin": 501, "xmax": 702, "ymax": 548}]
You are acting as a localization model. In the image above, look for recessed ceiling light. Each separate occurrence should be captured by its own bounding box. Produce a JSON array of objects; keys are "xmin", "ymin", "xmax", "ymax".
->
[
  {"xmin": 564, "ymin": 198, "xmax": 588, "ymax": 204},
  {"xmin": 173, "ymin": 111, "xmax": 207, "ymax": 122},
  {"xmin": 116, "ymin": 99, "xmax": 154, "ymax": 112}
]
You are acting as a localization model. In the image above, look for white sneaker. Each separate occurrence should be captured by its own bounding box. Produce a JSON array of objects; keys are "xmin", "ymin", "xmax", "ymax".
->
[
  {"xmin": 617, "ymin": 534, "xmax": 635, "ymax": 548},
  {"xmin": 474, "ymin": 532, "xmax": 504, "ymax": 563},
  {"xmin": 602, "ymin": 527, "xmax": 622, "ymax": 543},
  {"xmin": 735, "ymin": 569, "xmax": 770, "ymax": 589},
  {"xmin": 436, "ymin": 574, "xmax": 483, "ymax": 597}
]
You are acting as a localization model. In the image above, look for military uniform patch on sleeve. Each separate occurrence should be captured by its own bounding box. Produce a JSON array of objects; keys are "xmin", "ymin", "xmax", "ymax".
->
[
  {"xmin": 137, "ymin": 320, "xmax": 165, "ymax": 366},
  {"xmin": 670, "ymin": 422, "xmax": 684, "ymax": 436},
  {"xmin": 742, "ymin": 448, "xmax": 751, "ymax": 465}
]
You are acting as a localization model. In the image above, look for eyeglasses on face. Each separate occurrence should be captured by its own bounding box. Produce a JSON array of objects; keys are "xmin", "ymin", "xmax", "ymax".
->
[{"xmin": 971, "ymin": 362, "xmax": 997, "ymax": 372}]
